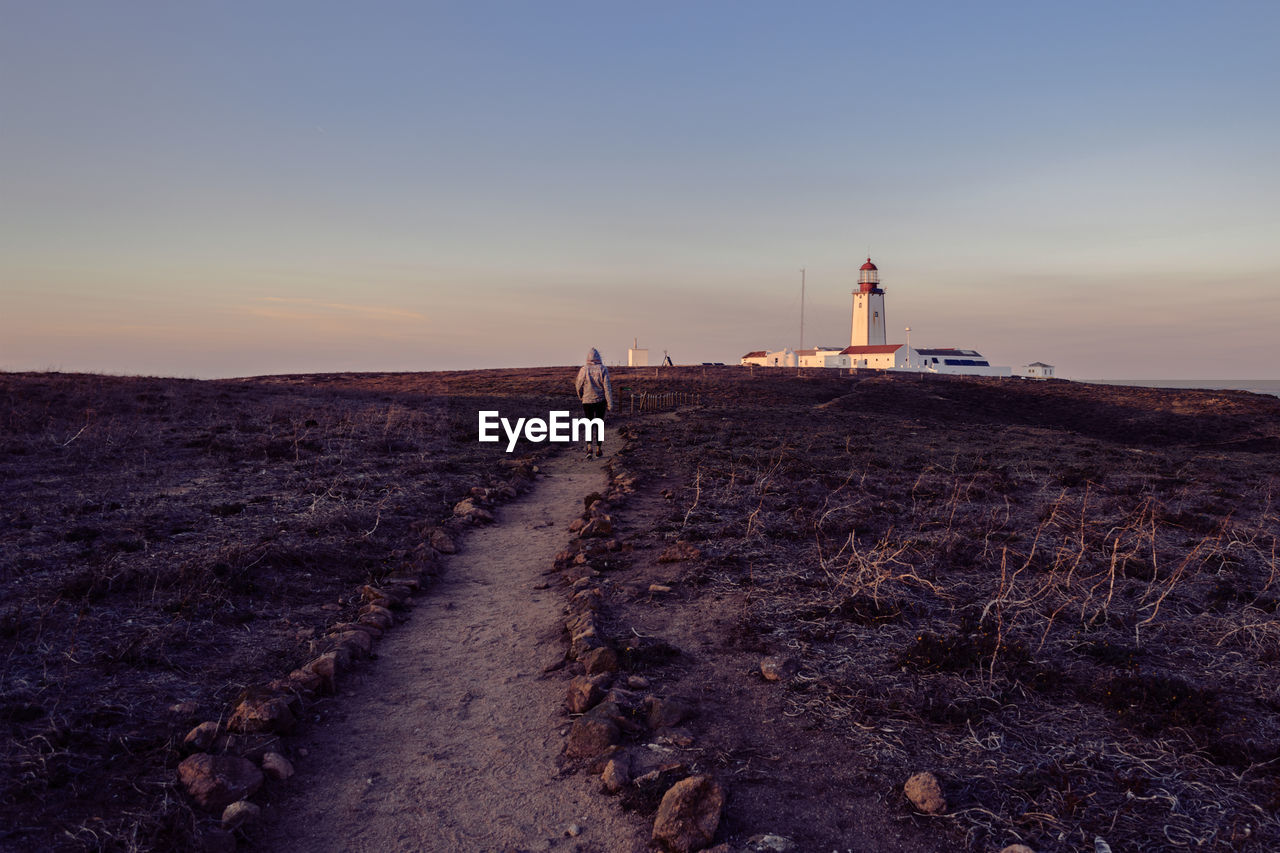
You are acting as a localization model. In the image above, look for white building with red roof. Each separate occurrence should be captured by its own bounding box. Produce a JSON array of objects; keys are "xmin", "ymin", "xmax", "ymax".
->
[{"xmin": 836, "ymin": 343, "xmax": 909, "ymax": 370}]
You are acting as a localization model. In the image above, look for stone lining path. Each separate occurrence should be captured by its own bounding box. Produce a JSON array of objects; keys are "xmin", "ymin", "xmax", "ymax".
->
[{"xmin": 258, "ymin": 445, "xmax": 649, "ymax": 852}]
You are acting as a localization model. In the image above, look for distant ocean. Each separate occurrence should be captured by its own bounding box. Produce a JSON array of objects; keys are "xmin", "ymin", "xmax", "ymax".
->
[{"xmin": 1079, "ymin": 379, "xmax": 1280, "ymax": 399}]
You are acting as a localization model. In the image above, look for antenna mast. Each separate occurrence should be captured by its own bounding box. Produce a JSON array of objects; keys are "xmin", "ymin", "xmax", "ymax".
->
[{"xmin": 799, "ymin": 268, "xmax": 806, "ymax": 351}]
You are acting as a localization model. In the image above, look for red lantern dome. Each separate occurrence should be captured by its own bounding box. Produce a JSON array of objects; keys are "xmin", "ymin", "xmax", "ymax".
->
[{"xmin": 858, "ymin": 257, "xmax": 880, "ymax": 292}]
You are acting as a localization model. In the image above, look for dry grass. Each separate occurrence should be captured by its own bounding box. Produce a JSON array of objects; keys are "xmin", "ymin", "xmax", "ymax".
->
[
  {"xmin": 622, "ymin": 369, "xmax": 1280, "ymax": 852},
  {"xmin": 0, "ymin": 369, "xmax": 571, "ymax": 851}
]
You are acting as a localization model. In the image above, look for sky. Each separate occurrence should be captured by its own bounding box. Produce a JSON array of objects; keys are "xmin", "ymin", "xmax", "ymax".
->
[{"xmin": 2, "ymin": 1, "xmax": 1277, "ymax": 379}]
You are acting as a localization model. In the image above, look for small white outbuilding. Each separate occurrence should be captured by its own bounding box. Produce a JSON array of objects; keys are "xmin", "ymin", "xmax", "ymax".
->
[{"xmin": 1016, "ymin": 362, "xmax": 1055, "ymax": 379}]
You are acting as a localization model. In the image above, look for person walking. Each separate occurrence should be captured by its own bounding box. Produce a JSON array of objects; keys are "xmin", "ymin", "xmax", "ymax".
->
[{"xmin": 574, "ymin": 347, "xmax": 614, "ymax": 458}]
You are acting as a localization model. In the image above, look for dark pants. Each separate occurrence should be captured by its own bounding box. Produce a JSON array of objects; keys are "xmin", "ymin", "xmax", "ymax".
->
[{"xmin": 581, "ymin": 401, "xmax": 606, "ymax": 448}]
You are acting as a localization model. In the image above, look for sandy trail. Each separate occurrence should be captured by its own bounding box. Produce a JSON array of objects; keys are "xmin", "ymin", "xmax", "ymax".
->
[{"xmin": 259, "ymin": 442, "xmax": 649, "ymax": 853}]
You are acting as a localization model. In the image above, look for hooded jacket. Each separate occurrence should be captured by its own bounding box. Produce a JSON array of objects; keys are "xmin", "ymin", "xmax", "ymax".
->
[{"xmin": 575, "ymin": 348, "xmax": 614, "ymax": 409}]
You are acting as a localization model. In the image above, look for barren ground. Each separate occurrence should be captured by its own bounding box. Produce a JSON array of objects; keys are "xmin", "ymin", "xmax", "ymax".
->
[{"xmin": 4, "ymin": 368, "xmax": 1280, "ymax": 853}]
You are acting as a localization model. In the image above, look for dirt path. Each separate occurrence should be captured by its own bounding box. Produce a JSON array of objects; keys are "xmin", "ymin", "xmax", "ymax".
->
[{"xmin": 258, "ymin": 442, "xmax": 650, "ymax": 853}]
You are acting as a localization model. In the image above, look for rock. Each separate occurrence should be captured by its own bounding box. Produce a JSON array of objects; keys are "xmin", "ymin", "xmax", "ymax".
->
[
  {"xmin": 603, "ymin": 686, "xmax": 639, "ymax": 708},
  {"xmin": 1000, "ymin": 845, "xmax": 1036, "ymax": 853},
  {"xmin": 647, "ymin": 696, "xmax": 694, "ymax": 730},
  {"xmin": 221, "ymin": 799, "xmax": 261, "ymax": 831},
  {"xmin": 572, "ymin": 587, "xmax": 603, "ymax": 607},
  {"xmin": 287, "ymin": 667, "xmax": 323, "ymax": 694},
  {"xmin": 566, "ymin": 675, "xmax": 606, "ymax": 714},
  {"xmin": 586, "ymin": 744, "xmax": 626, "ymax": 775},
  {"xmin": 361, "ymin": 584, "xmax": 410, "ymax": 608},
  {"xmin": 627, "ymin": 675, "xmax": 651, "ymax": 690},
  {"xmin": 602, "ymin": 756, "xmax": 631, "ymax": 792},
  {"xmin": 359, "ymin": 609, "xmax": 393, "ymax": 631},
  {"xmin": 565, "ymin": 714, "xmax": 620, "ymax": 759},
  {"xmin": 183, "ymin": 721, "xmax": 220, "ymax": 751},
  {"xmin": 453, "ymin": 498, "xmax": 494, "ymax": 523},
  {"xmin": 358, "ymin": 603, "xmax": 395, "ymax": 625},
  {"xmin": 571, "ymin": 633, "xmax": 605, "ymax": 661},
  {"xmin": 651, "ymin": 774, "xmax": 725, "ymax": 853},
  {"xmin": 178, "ymin": 753, "xmax": 264, "ymax": 812},
  {"xmin": 744, "ymin": 835, "xmax": 797, "ymax": 852},
  {"xmin": 331, "ymin": 621, "xmax": 382, "ymax": 638},
  {"xmin": 566, "ymin": 822, "xmax": 583, "ymax": 837},
  {"xmin": 904, "ymin": 771, "xmax": 946, "ymax": 814},
  {"xmin": 658, "ymin": 542, "xmax": 702, "ymax": 564},
  {"xmin": 261, "ymin": 751, "xmax": 294, "ymax": 780},
  {"xmin": 580, "ymin": 517, "xmax": 613, "ymax": 538},
  {"xmin": 332, "ymin": 629, "xmax": 373, "ymax": 658},
  {"xmin": 229, "ymin": 695, "xmax": 295, "ymax": 735},
  {"xmin": 569, "ymin": 518, "xmax": 586, "ymax": 533},
  {"xmin": 430, "ymin": 529, "xmax": 457, "ymax": 554},
  {"xmin": 759, "ymin": 656, "xmax": 799, "ymax": 682},
  {"xmin": 582, "ymin": 646, "xmax": 620, "ymax": 675},
  {"xmin": 303, "ymin": 652, "xmax": 341, "ymax": 693},
  {"xmin": 326, "ymin": 642, "xmax": 354, "ymax": 670},
  {"xmin": 169, "ymin": 700, "xmax": 199, "ymax": 717}
]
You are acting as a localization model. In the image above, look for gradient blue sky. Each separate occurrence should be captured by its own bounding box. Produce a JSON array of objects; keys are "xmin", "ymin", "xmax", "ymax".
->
[{"xmin": 2, "ymin": 1, "xmax": 1277, "ymax": 379}]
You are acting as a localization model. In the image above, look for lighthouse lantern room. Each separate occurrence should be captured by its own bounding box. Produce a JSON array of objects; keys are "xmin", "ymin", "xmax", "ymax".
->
[{"xmin": 850, "ymin": 258, "xmax": 887, "ymax": 347}]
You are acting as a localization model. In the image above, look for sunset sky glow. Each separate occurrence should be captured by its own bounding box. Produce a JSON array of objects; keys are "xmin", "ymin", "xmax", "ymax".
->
[{"xmin": 2, "ymin": 2, "xmax": 1278, "ymax": 379}]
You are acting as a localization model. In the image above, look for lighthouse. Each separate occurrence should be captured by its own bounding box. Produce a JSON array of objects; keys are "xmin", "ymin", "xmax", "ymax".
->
[{"xmin": 850, "ymin": 258, "xmax": 886, "ymax": 347}]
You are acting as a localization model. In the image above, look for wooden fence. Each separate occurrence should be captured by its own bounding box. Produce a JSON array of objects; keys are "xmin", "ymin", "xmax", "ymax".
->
[{"xmin": 629, "ymin": 390, "xmax": 701, "ymax": 414}]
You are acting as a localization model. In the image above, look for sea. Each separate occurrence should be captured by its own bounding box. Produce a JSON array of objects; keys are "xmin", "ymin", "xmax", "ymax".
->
[{"xmin": 1078, "ymin": 379, "xmax": 1280, "ymax": 399}]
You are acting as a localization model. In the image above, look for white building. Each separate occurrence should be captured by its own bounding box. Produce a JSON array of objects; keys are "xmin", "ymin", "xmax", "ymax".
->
[
  {"xmin": 1016, "ymin": 362, "xmax": 1055, "ymax": 378},
  {"xmin": 797, "ymin": 347, "xmax": 846, "ymax": 368},
  {"xmin": 628, "ymin": 338, "xmax": 649, "ymax": 367},
  {"xmin": 836, "ymin": 344, "xmax": 909, "ymax": 369},
  {"xmin": 914, "ymin": 348, "xmax": 1012, "ymax": 377},
  {"xmin": 741, "ymin": 348, "xmax": 799, "ymax": 367},
  {"xmin": 764, "ymin": 348, "xmax": 798, "ymax": 367}
]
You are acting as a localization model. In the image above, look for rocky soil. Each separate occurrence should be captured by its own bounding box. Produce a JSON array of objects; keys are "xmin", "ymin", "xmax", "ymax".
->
[{"xmin": 3, "ymin": 367, "xmax": 1279, "ymax": 852}]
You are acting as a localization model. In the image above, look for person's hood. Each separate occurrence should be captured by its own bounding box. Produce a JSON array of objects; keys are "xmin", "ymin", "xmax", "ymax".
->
[{"xmin": 587, "ymin": 348, "xmax": 602, "ymax": 364}]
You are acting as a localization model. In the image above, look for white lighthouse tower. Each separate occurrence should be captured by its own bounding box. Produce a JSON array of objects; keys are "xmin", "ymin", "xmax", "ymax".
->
[{"xmin": 850, "ymin": 258, "xmax": 887, "ymax": 347}]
